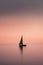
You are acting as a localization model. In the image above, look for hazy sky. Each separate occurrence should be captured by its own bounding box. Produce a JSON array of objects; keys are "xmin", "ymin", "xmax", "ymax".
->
[
  {"xmin": 0, "ymin": 0, "xmax": 43, "ymax": 12},
  {"xmin": 0, "ymin": 13, "xmax": 43, "ymax": 44},
  {"xmin": 0, "ymin": 0, "xmax": 43, "ymax": 44}
]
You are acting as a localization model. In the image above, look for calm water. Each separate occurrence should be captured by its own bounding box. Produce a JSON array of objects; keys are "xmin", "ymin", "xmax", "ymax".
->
[{"xmin": 0, "ymin": 43, "xmax": 43, "ymax": 65}]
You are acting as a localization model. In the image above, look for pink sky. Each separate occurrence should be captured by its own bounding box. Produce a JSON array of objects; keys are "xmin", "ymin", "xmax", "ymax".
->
[{"xmin": 0, "ymin": 13, "xmax": 43, "ymax": 44}]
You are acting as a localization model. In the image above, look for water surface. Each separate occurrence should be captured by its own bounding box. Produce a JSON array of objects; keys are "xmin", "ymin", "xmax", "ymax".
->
[{"xmin": 0, "ymin": 43, "xmax": 43, "ymax": 65}]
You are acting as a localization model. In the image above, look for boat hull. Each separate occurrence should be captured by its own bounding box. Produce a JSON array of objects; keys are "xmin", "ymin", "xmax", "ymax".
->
[{"xmin": 19, "ymin": 44, "xmax": 27, "ymax": 47}]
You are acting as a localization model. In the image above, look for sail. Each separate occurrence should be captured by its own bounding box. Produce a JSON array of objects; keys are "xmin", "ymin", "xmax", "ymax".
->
[{"xmin": 19, "ymin": 36, "xmax": 23, "ymax": 45}]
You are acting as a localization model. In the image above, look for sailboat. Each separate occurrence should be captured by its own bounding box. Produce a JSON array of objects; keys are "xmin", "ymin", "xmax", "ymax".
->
[{"xmin": 19, "ymin": 36, "xmax": 27, "ymax": 47}]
